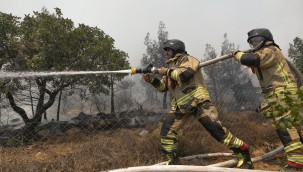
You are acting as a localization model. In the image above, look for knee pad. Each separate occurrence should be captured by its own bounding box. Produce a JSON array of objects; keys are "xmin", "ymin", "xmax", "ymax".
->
[
  {"xmin": 276, "ymin": 129, "xmax": 292, "ymax": 146},
  {"xmin": 198, "ymin": 116, "xmax": 225, "ymax": 142},
  {"xmin": 161, "ymin": 115, "xmax": 175, "ymax": 136}
]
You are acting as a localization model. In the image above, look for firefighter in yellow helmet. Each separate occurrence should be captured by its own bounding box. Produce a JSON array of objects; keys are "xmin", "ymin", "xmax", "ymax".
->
[
  {"xmin": 143, "ymin": 39, "xmax": 253, "ymax": 169},
  {"xmin": 232, "ymin": 28, "xmax": 303, "ymax": 171}
]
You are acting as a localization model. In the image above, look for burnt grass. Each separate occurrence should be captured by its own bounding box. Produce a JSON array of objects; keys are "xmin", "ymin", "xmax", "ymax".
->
[{"xmin": 0, "ymin": 111, "xmax": 285, "ymax": 171}]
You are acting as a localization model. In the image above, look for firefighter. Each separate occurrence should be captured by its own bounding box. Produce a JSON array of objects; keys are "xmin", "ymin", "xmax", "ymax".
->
[
  {"xmin": 232, "ymin": 28, "xmax": 303, "ymax": 171},
  {"xmin": 142, "ymin": 39, "xmax": 253, "ymax": 169}
]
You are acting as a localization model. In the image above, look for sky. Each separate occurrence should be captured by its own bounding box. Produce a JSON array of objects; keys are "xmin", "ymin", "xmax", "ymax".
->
[{"xmin": 0, "ymin": 0, "xmax": 302, "ymax": 67}]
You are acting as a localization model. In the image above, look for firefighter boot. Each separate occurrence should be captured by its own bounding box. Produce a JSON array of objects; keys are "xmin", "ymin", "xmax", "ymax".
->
[
  {"xmin": 282, "ymin": 162, "xmax": 303, "ymax": 171},
  {"xmin": 232, "ymin": 143, "xmax": 253, "ymax": 169},
  {"xmin": 165, "ymin": 150, "xmax": 180, "ymax": 165}
]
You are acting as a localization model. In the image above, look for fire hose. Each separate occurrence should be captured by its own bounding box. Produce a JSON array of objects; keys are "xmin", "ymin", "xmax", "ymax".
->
[
  {"xmin": 1, "ymin": 42, "xmax": 302, "ymax": 82},
  {"xmin": 107, "ymin": 146, "xmax": 284, "ymax": 171},
  {"xmin": 153, "ymin": 145, "xmax": 284, "ymax": 167},
  {"xmin": 130, "ymin": 46, "xmax": 303, "ymax": 85},
  {"xmin": 130, "ymin": 45, "xmax": 261, "ymax": 75}
]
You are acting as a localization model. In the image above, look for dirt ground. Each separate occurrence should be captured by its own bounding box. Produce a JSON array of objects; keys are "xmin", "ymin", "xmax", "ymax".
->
[{"xmin": 0, "ymin": 111, "xmax": 289, "ymax": 171}]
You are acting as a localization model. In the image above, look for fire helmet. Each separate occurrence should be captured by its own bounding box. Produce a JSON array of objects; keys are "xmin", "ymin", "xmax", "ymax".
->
[
  {"xmin": 163, "ymin": 39, "xmax": 185, "ymax": 54},
  {"xmin": 247, "ymin": 28, "xmax": 274, "ymax": 43}
]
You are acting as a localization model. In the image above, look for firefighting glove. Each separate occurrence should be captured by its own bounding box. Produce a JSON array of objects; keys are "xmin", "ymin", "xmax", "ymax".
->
[
  {"xmin": 231, "ymin": 50, "xmax": 240, "ymax": 57},
  {"xmin": 158, "ymin": 67, "xmax": 173, "ymax": 76},
  {"xmin": 142, "ymin": 73, "xmax": 155, "ymax": 83},
  {"xmin": 231, "ymin": 50, "xmax": 243, "ymax": 61}
]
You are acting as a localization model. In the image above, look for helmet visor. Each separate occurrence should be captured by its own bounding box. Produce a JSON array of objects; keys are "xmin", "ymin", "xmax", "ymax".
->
[{"xmin": 248, "ymin": 36, "xmax": 265, "ymax": 48}]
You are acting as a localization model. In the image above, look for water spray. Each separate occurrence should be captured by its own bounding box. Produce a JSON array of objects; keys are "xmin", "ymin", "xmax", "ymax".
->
[
  {"xmin": 0, "ymin": 64, "xmax": 161, "ymax": 79},
  {"xmin": 0, "ymin": 46, "xmax": 267, "ymax": 80},
  {"xmin": 0, "ymin": 70, "xmax": 132, "ymax": 79}
]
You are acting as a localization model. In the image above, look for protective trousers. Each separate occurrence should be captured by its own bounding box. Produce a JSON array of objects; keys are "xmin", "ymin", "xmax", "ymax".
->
[
  {"xmin": 160, "ymin": 101, "xmax": 250, "ymax": 166},
  {"xmin": 277, "ymin": 128, "xmax": 303, "ymax": 167},
  {"xmin": 262, "ymin": 86, "xmax": 303, "ymax": 167}
]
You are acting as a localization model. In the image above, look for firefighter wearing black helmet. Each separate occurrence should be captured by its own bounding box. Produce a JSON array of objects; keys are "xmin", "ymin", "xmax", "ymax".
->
[
  {"xmin": 163, "ymin": 39, "xmax": 186, "ymax": 54},
  {"xmin": 232, "ymin": 28, "xmax": 303, "ymax": 171},
  {"xmin": 143, "ymin": 39, "xmax": 253, "ymax": 169}
]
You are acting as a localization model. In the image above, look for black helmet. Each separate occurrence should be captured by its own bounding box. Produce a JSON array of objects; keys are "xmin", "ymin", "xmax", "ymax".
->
[
  {"xmin": 163, "ymin": 39, "xmax": 185, "ymax": 54},
  {"xmin": 247, "ymin": 28, "xmax": 274, "ymax": 43}
]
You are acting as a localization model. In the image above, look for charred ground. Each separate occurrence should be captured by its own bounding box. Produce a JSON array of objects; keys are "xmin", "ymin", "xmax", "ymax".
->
[{"xmin": 0, "ymin": 111, "xmax": 284, "ymax": 171}]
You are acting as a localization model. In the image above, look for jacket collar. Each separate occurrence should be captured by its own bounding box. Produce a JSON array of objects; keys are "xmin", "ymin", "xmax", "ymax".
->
[
  {"xmin": 165, "ymin": 53, "xmax": 183, "ymax": 64},
  {"xmin": 264, "ymin": 41, "xmax": 274, "ymax": 46}
]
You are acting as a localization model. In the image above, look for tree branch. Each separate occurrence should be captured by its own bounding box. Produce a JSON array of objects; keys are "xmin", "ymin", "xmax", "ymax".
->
[{"xmin": 6, "ymin": 91, "xmax": 30, "ymax": 123}]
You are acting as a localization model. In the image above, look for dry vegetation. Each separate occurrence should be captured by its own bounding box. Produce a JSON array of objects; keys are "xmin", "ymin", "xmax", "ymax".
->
[{"xmin": 0, "ymin": 111, "xmax": 286, "ymax": 171}]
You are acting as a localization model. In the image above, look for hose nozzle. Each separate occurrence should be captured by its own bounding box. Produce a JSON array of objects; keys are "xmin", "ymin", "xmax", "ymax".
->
[
  {"xmin": 131, "ymin": 67, "xmax": 137, "ymax": 75},
  {"xmin": 130, "ymin": 64, "xmax": 157, "ymax": 75}
]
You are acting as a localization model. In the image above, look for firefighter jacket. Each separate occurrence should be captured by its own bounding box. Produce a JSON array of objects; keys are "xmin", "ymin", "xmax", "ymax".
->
[
  {"xmin": 234, "ymin": 41, "xmax": 297, "ymax": 92},
  {"xmin": 235, "ymin": 42, "xmax": 300, "ymax": 127},
  {"xmin": 151, "ymin": 53, "xmax": 210, "ymax": 113}
]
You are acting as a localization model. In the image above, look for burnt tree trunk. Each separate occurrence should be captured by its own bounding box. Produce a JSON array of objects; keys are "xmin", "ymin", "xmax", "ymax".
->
[
  {"xmin": 110, "ymin": 74, "xmax": 115, "ymax": 113},
  {"xmin": 29, "ymin": 79, "xmax": 35, "ymax": 116},
  {"xmin": 56, "ymin": 90, "xmax": 63, "ymax": 121}
]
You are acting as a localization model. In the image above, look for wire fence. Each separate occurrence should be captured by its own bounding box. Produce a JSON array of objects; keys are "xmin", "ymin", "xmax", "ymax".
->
[{"xmin": 0, "ymin": 63, "xmax": 281, "ymax": 171}]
